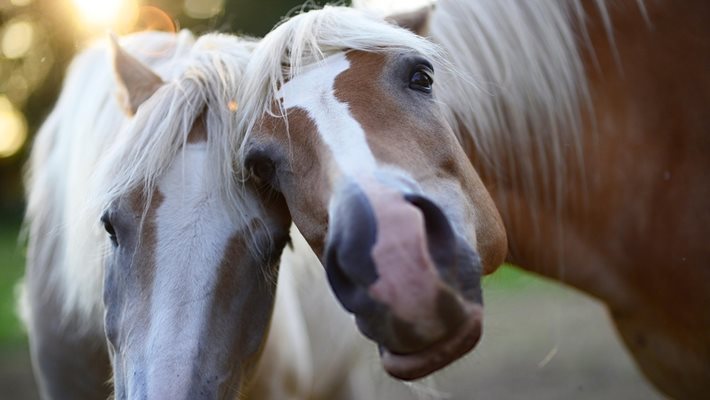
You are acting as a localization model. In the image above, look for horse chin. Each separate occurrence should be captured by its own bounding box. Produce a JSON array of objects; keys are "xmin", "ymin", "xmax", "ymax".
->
[{"xmin": 379, "ymin": 303, "xmax": 482, "ymax": 381}]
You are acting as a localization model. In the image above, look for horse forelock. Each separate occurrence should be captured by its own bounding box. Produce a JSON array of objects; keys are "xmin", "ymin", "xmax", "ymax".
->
[
  {"xmin": 95, "ymin": 31, "xmax": 258, "ymax": 226},
  {"xmin": 236, "ymin": 5, "xmax": 447, "ymax": 163},
  {"xmin": 23, "ymin": 30, "xmax": 263, "ymax": 331}
]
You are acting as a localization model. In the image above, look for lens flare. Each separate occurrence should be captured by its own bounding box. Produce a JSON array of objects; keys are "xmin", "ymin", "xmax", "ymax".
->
[{"xmin": 134, "ymin": 6, "xmax": 177, "ymax": 33}]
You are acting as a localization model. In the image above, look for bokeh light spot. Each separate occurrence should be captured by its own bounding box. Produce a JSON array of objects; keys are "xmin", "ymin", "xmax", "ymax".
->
[
  {"xmin": 184, "ymin": 0, "xmax": 224, "ymax": 19},
  {"xmin": 0, "ymin": 96, "xmax": 28, "ymax": 159},
  {"xmin": 1, "ymin": 19, "xmax": 34, "ymax": 59},
  {"xmin": 11, "ymin": 0, "xmax": 33, "ymax": 6}
]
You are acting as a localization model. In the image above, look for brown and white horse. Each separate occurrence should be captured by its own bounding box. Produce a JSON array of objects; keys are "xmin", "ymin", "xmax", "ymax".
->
[
  {"xmin": 20, "ymin": 31, "xmax": 294, "ymax": 399},
  {"xmin": 237, "ymin": 6, "xmax": 507, "ymax": 382},
  {"xmin": 239, "ymin": 2, "xmax": 710, "ymax": 398}
]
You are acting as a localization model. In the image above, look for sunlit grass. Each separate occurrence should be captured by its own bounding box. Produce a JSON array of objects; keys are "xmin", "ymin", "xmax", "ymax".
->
[{"xmin": 483, "ymin": 264, "xmax": 544, "ymax": 290}]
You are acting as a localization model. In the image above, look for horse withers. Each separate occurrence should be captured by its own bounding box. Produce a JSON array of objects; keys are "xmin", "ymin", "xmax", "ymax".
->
[
  {"xmin": 237, "ymin": 7, "xmax": 507, "ymax": 381},
  {"xmin": 20, "ymin": 31, "xmax": 291, "ymax": 399}
]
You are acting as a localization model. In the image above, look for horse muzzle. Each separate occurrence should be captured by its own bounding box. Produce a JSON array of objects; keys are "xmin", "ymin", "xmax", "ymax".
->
[{"xmin": 324, "ymin": 178, "xmax": 483, "ymax": 380}]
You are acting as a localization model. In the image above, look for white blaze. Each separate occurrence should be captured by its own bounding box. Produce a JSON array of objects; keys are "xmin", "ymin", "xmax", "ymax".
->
[
  {"xmin": 277, "ymin": 52, "xmax": 377, "ymax": 176},
  {"xmin": 145, "ymin": 143, "xmax": 237, "ymax": 397}
]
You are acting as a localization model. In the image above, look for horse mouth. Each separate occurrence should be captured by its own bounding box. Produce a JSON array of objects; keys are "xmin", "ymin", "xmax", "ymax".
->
[{"xmin": 380, "ymin": 304, "xmax": 482, "ymax": 380}]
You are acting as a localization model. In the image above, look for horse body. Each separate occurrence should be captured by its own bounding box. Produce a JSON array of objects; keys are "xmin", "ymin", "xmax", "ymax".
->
[
  {"xmin": 423, "ymin": 1, "xmax": 710, "ymax": 396},
  {"xmin": 542, "ymin": 4, "xmax": 709, "ymax": 394},
  {"xmin": 240, "ymin": 1, "xmax": 709, "ymax": 397}
]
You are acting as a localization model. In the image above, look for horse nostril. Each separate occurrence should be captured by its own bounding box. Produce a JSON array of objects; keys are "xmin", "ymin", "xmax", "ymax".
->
[
  {"xmin": 405, "ymin": 193, "xmax": 483, "ymax": 303},
  {"xmin": 325, "ymin": 182, "xmax": 381, "ymax": 315},
  {"xmin": 403, "ymin": 193, "xmax": 457, "ymax": 269},
  {"xmin": 325, "ymin": 243, "xmax": 378, "ymax": 316}
]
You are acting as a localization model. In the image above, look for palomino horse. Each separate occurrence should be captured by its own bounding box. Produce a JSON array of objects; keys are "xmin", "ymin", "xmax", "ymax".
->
[
  {"xmin": 20, "ymin": 31, "xmax": 295, "ymax": 399},
  {"xmin": 239, "ymin": 2, "xmax": 709, "ymax": 398}
]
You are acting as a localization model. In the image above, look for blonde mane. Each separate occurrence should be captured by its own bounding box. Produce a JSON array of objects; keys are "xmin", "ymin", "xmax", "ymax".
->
[
  {"xmin": 23, "ymin": 30, "xmax": 257, "ymax": 331},
  {"xmin": 429, "ymin": 0, "xmax": 610, "ymax": 214},
  {"xmin": 236, "ymin": 5, "xmax": 445, "ymax": 159}
]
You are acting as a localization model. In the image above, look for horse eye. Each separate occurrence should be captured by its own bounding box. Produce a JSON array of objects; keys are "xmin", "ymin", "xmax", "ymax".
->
[
  {"xmin": 245, "ymin": 151, "xmax": 277, "ymax": 189},
  {"xmin": 101, "ymin": 213, "xmax": 118, "ymax": 246},
  {"xmin": 409, "ymin": 67, "xmax": 433, "ymax": 93}
]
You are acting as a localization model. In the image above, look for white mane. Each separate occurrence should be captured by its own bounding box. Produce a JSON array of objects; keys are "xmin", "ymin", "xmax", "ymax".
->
[
  {"xmin": 236, "ymin": 5, "xmax": 445, "ymax": 157},
  {"xmin": 23, "ymin": 30, "xmax": 256, "ymax": 331}
]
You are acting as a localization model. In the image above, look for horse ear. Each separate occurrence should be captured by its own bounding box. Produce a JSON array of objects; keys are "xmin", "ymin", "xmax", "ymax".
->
[
  {"xmin": 110, "ymin": 34, "xmax": 164, "ymax": 115},
  {"xmin": 386, "ymin": 5, "xmax": 434, "ymax": 36}
]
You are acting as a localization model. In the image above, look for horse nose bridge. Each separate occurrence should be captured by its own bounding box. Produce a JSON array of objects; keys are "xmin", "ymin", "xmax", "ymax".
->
[
  {"xmin": 128, "ymin": 356, "xmax": 227, "ymax": 400},
  {"xmin": 117, "ymin": 351, "xmax": 207, "ymax": 399}
]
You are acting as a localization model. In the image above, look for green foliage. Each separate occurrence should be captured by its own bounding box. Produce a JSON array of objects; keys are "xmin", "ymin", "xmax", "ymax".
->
[
  {"xmin": 222, "ymin": 0, "xmax": 348, "ymax": 36},
  {"xmin": 483, "ymin": 264, "xmax": 548, "ymax": 290},
  {"xmin": 0, "ymin": 220, "xmax": 26, "ymax": 346}
]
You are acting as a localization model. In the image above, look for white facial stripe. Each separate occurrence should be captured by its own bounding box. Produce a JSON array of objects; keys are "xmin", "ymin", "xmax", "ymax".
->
[
  {"xmin": 145, "ymin": 144, "xmax": 238, "ymax": 397},
  {"xmin": 277, "ymin": 52, "xmax": 377, "ymax": 176}
]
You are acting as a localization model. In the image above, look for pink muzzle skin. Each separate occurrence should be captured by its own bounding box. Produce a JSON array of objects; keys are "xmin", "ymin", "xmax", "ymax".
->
[{"xmin": 324, "ymin": 176, "xmax": 483, "ymax": 380}]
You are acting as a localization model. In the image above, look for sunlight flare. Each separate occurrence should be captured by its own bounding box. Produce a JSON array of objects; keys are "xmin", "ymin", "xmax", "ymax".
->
[{"xmin": 71, "ymin": 0, "xmax": 138, "ymax": 32}]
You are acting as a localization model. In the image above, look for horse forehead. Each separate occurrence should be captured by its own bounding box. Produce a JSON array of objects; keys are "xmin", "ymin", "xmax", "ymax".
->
[
  {"xmin": 276, "ymin": 52, "xmax": 379, "ymax": 177},
  {"xmin": 277, "ymin": 52, "xmax": 352, "ymax": 109}
]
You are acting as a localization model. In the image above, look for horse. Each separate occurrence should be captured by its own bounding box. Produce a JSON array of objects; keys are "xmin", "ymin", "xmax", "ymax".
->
[
  {"xmin": 236, "ymin": 5, "xmax": 507, "ymax": 383},
  {"xmin": 237, "ymin": 2, "xmax": 710, "ymax": 398},
  {"xmin": 19, "ymin": 30, "xmax": 298, "ymax": 399}
]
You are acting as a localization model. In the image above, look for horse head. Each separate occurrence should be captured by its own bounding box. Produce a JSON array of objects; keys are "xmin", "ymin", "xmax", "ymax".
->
[
  {"xmin": 99, "ymin": 35, "xmax": 290, "ymax": 398},
  {"xmin": 238, "ymin": 7, "xmax": 507, "ymax": 380}
]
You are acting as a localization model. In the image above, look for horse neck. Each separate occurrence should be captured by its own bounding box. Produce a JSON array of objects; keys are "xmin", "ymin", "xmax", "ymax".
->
[
  {"xmin": 430, "ymin": 0, "xmax": 595, "ymax": 218},
  {"xmin": 427, "ymin": 0, "xmax": 641, "ymax": 291},
  {"xmin": 434, "ymin": 0, "xmax": 710, "ymax": 301}
]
